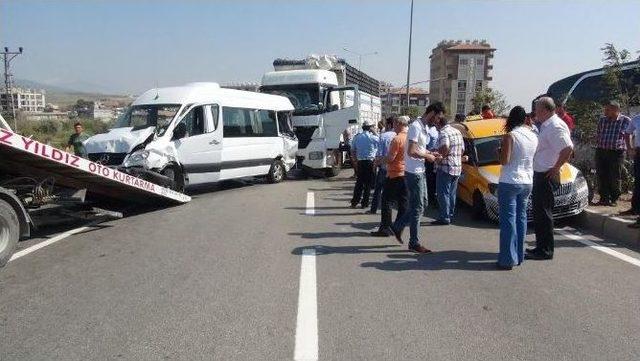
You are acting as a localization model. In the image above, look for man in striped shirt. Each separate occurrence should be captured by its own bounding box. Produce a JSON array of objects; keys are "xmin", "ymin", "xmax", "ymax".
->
[{"xmin": 594, "ymin": 100, "xmax": 631, "ymax": 206}]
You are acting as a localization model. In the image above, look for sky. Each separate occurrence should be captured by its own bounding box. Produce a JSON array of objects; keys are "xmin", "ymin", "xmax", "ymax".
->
[{"xmin": 1, "ymin": 0, "xmax": 639, "ymax": 108}]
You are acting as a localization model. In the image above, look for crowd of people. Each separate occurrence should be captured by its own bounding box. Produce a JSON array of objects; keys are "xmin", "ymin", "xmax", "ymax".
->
[{"xmin": 347, "ymin": 96, "xmax": 586, "ymax": 270}]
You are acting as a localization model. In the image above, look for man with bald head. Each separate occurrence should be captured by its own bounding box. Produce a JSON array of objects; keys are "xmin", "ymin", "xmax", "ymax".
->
[{"xmin": 526, "ymin": 97, "xmax": 573, "ymax": 260}]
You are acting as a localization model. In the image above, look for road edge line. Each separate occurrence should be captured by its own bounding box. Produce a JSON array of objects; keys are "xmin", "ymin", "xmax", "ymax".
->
[{"xmin": 557, "ymin": 229, "xmax": 640, "ymax": 268}]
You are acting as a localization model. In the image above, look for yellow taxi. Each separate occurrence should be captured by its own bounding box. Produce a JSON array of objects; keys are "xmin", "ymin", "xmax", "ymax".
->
[{"xmin": 452, "ymin": 118, "xmax": 588, "ymax": 221}]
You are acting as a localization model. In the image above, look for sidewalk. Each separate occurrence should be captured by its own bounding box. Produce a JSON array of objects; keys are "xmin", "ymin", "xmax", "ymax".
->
[{"xmin": 570, "ymin": 197, "xmax": 640, "ymax": 250}]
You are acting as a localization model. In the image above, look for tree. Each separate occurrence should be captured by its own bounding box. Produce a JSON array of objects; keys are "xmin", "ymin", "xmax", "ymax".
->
[
  {"xmin": 471, "ymin": 88, "xmax": 510, "ymax": 116},
  {"xmin": 601, "ymin": 43, "xmax": 640, "ymax": 114},
  {"xmin": 401, "ymin": 106, "xmax": 421, "ymax": 119}
]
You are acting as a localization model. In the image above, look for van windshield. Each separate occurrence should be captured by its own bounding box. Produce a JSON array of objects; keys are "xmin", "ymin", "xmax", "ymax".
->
[
  {"xmin": 474, "ymin": 136, "xmax": 502, "ymax": 166},
  {"xmin": 261, "ymin": 84, "xmax": 324, "ymax": 115},
  {"xmin": 115, "ymin": 104, "xmax": 181, "ymax": 135}
]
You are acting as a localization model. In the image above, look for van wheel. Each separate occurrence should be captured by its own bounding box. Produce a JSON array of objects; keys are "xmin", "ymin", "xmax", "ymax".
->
[
  {"xmin": 267, "ymin": 160, "xmax": 286, "ymax": 183},
  {"xmin": 0, "ymin": 200, "xmax": 20, "ymax": 267},
  {"xmin": 161, "ymin": 165, "xmax": 185, "ymax": 192},
  {"xmin": 472, "ymin": 191, "xmax": 487, "ymax": 220}
]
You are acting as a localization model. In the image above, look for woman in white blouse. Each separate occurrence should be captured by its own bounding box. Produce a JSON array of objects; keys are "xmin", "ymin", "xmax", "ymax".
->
[{"xmin": 497, "ymin": 106, "xmax": 539, "ymax": 270}]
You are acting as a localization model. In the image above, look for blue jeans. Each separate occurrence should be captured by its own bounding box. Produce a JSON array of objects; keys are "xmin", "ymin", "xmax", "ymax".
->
[
  {"xmin": 370, "ymin": 167, "xmax": 387, "ymax": 213},
  {"xmin": 498, "ymin": 182, "xmax": 533, "ymax": 267},
  {"xmin": 436, "ymin": 170, "xmax": 459, "ymax": 223},
  {"xmin": 392, "ymin": 172, "xmax": 425, "ymax": 246}
]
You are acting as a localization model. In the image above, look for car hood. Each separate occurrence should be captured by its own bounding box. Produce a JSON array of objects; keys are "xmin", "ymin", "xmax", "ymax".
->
[
  {"xmin": 476, "ymin": 163, "xmax": 578, "ymax": 184},
  {"xmin": 85, "ymin": 127, "xmax": 155, "ymax": 154}
]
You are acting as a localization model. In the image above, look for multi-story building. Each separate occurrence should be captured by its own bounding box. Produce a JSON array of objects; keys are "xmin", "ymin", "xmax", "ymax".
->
[
  {"xmin": 0, "ymin": 88, "xmax": 46, "ymax": 112},
  {"xmin": 381, "ymin": 87, "xmax": 429, "ymax": 116},
  {"xmin": 429, "ymin": 40, "xmax": 495, "ymax": 116}
]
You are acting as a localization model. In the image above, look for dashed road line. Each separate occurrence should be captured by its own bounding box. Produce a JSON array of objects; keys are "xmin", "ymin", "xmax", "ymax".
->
[
  {"xmin": 294, "ymin": 248, "xmax": 318, "ymax": 361},
  {"xmin": 557, "ymin": 229, "xmax": 640, "ymax": 268},
  {"xmin": 305, "ymin": 192, "xmax": 315, "ymax": 216}
]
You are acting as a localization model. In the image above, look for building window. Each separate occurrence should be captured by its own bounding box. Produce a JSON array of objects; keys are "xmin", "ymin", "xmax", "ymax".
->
[
  {"xmin": 459, "ymin": 58, "xmax": 468, "ymax": 66},
  {"xmin": 457, "ymin": 92, "xmax": 466, "ymax": 101},
  {"xmin": 475, "ymin": 80, "xmax": 483, "ymax": 92},
  {"xmin": 456, "ymin": 102, "xmax": 466, "ymax": 114},
  {"xmin": 476, "ymin": 58, "xmax": 484, "ymax": 66},
  {"xmin": 457, "ymin": 80, "xmax": 467, "ymax": 91}
]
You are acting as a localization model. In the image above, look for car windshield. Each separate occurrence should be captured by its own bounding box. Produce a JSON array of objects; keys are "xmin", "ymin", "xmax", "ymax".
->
[
  {"xmin": 474, "ymin": 136, "xmax": 502, "ymax": 166},
  {"xmin": 261, "ymin": 85, "xmax": 323, "ymax": 115},
  {"xmin": 115, "ymin": 104, "xmax": 181, "ymax": 136}
]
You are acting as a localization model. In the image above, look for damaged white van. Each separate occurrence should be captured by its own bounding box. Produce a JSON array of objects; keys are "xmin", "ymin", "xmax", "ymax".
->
[{"xmin": 84, "ymin": 82, "xmax": 297, "ymax": 190}]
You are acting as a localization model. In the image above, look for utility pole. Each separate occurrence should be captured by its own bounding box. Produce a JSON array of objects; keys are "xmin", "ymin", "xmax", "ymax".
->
[
  {"xmin": 405, "ymin": 0, "xmax": 414, "ymax": 110},
  {"xmin": 2, "ymin": 47, "xmax": 23, "ymax": 130}
]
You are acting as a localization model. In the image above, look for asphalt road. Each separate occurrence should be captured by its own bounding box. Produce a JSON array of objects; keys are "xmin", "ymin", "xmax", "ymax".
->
[{"xmin": 1, "ymin": 175, "xmax": 639, "ymax": 361}]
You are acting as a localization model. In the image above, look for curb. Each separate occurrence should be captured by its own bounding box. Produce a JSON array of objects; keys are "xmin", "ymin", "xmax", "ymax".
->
[{"xmin": 569, "ymin": 209, "xmax": 640, "ymax": 250}]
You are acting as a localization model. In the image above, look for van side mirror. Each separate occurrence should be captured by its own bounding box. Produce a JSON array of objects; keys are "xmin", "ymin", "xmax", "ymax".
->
[{"xmin": 173, "ymin": 122, "xmax": 187, "ymax": 140}]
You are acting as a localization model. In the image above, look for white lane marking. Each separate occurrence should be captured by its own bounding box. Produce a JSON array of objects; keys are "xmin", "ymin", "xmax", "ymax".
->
[
  {"xmin": 294, "ymin": 248, "xmax": 318, "ymax": 361},
  {"xmin": 557, "ymin": 229, "xmax": 640, "ymax": 268},
  {"xmin": 9, "ymin": 224, "xmax": 94, "ymax": 262},
  {"xmin": 305, "ymin": 192, "xmax": 315, "ymax": 216}
]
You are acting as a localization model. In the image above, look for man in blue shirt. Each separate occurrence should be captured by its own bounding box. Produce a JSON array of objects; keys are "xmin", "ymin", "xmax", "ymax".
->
[
  {"xmin": 350, "ymin": 120, "xmax": 379, "ymax": 208},
  {"xmin": 368, "ymin": 116, "xmax": 396, "ymax": 214}
]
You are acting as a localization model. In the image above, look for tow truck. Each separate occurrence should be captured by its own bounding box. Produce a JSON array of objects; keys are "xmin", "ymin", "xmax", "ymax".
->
[{"xmin": 0, "ymin": 114, "xmax": 190, "ymax": 267}]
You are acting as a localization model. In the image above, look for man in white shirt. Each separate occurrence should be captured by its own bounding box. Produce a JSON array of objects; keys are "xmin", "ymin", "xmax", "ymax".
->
[
  {"xmin": 390, "ymin": 102, "xmax": 443, "ymax": 253},
  {"xmin": 526, "ymin": 97, "xmax": 573, "ymax": 260}
]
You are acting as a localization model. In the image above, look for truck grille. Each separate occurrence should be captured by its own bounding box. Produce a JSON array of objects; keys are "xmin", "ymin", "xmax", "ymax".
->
[
  {"xmin": 88, "ymin": 152, "xmax": 127, "ymax": 166},
  {"xmin": 294, "ymin": 126, "xmax": 318, "ymax": 149}
]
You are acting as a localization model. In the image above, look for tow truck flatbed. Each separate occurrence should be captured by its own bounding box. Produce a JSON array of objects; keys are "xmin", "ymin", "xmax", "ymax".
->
[{"xmin": 0, "ymin": 128, "xmax": 190, "ymax": 204}]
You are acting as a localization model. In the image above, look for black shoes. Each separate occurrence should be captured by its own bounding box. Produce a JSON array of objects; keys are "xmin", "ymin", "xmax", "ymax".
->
[
  {"xmin": 524, "ymin": 252, "xmax": 553, "ymax": 260},
  {"xmin": 370, "ymin": 229, "xmax": 393, "ymax": 237},
  {"xmin": 390, "ymin": 227, "xmax": 404, "ymax": 244},
  {"xmin": 431, "ymin": 220, "xmax": 450, "ymax": 226}
]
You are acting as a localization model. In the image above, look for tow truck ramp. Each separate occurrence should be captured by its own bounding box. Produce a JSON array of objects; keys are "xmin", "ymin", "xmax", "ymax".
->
[{"xmin": 0, "ymin": 128, "xmax": 190, "ymax": 205}]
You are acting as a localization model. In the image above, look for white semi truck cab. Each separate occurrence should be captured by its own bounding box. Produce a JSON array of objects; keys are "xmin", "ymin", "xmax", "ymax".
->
[{"xmin": 260, "ymin": 55, "xmax": 381, "ymax": 177}]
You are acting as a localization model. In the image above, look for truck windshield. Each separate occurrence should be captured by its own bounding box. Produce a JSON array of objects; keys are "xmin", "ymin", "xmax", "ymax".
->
[
  {"xmin": 115, "ymin": 104, "xmax": 181, "ymax": 136},
  {"xmin": 261, "ymin": 85, "xmax": 323, "ymax": 115}
]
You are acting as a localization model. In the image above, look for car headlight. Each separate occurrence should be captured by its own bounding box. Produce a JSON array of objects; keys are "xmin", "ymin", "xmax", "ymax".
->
[
  {"xmin": 488, "ymin": 183, "xmax": 498, "ymax": 196},
  {"xmin": 575, "ymin": 172, "xmax": 588, "ymax": 190},
  {"xmin": 309, "ymin": 151, "xmax": 324, "ymax": 160},
  {"xmin": 124, "ymin": 150, "xmax": 149, "ymax": 167}
]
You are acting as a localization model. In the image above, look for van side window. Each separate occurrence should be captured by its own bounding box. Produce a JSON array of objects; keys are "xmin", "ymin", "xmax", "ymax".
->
[
  {"xmin": 177, "ymin": 105, "xmax": 205, "ymax": 138},
  {"xmin": 255, "ymin": 110, "xmax": 278, "ymax": 137},
  {"xmin": 223, "ymin": 107, "xmax": 278, "ymax": 137}
]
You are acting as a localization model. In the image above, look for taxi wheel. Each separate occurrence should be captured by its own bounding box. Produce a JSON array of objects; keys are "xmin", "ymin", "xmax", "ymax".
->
[{"xmin": 472, "ymin": 191, "xmax": 487, "ymax": 220}]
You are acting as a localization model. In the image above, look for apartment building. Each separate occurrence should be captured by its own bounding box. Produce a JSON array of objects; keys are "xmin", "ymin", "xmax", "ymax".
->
[
  {"xmin": 429, "ymin": 40, "xmax": 495, "ymax": 115},
  {"xmin": 0, "ymin": 88, "xmax": 46, "ymax": 112},
  {"xmin": 381, "ymin": 87, "xmax": 429, "ymax": 116}
]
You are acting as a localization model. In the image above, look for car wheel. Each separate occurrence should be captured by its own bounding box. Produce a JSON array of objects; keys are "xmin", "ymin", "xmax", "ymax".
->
[
  {"xmin": 472, "ymin": 191, "xmax": 487, "ymax": 220},
  {"xmin": 161, "ymin": 165, "xmax": 185, "ymax": 192},
  {"xmin": 267, "ymin": 159, "xmax": 286, "ymax": 183}
]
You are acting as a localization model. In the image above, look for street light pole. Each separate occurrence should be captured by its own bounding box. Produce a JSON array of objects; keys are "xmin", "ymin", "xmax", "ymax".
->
[
  {"xmin": 405, "ymin": 0, "xmax": 414, "ymax": 109},
  {"xmin": 342, "ymin": 47, "xmax": 378, "ymax": 72}
]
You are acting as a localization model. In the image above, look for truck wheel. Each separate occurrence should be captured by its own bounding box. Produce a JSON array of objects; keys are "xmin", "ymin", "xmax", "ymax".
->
[
  {"xmin": 161, "ymin": 165, "xmax": 185, "ymax": 192},
  {"xmin": 472, "ymin": 191, "xmax": 487, "ymax": 220},
  {"xmin": 267, "ymin": 159, "xmax": 286, "ymax": 183},
  {"xmin": 0, "ymin": 200, "xmax": 20, "ymax": 267}
]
